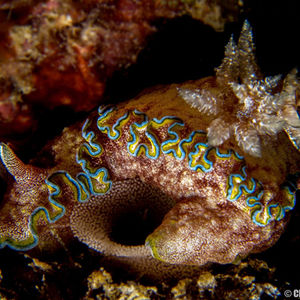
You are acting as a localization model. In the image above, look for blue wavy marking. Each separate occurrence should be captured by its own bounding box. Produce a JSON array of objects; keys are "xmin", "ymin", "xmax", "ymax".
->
[
  {"xmin": 251, "ymin": 208, "xmax": 269, "ymax": 227},
  {"xmin": 161, "ymin": 121, "xmax": 189, "ymax": 160},
  {"xmin": 132, "ymin": 109, "xmax": 149, "ymax": 126},
  {"xmin": 60, "ymin": 171, "xmax": 89, "ymax": 202},
  {"xmin": 77, "ymin": 168, "xmax": 112, "ymax": 196},
  {"xmin": 215, "ymin": 148, "xmax": 243, "ymax": 160},
  {"xmin": 77, "ymin": 109, "xmax": 113, "ymax": 197},
  {"xmin": 285, "ymin": 127, "xmax": 300, "ymax": 151},
  {"xmin": 97, "ymin": 106, "xmax": 115, "ymax": 136},
  {"xmin": 98, "ymin": 105, "xmax": 114, "ymax": 118},
  {"xmin": 81, "ymin": 119, "xmax": 103, "ymax": 156},
  {"xmin": 233, "ymin": 151, "xmax": 244, "ymax": 160},
  {"xmin": 1, "ymin": 212, "xmax": 41, "ymax": 250},
  {"xmin": 45, "ymin": 174, "xmax": 67, "ymax": 220},
  {"xmin": 271, "ymin": 186, "xmax": 296, "ymax": 221},
  {"xmin": 0, "ymin": 215, "xmax": 41, "ymax": 250},
  {"xmin": 2, "ymin": 173, "xmax": 87, "ymax": 251},
  {"xmin": 215, "ymin": 148, "xmax": 232, "ymax": 158},
  {"xmin": 47, "ymin": 171, "xmax": 89, "ymax": 203},
  {"xmin": 76, "ymin": 173, "xmax": 96, "ymax": 199},
  {"xmin": 97, "ymin": 109, "xmax": 130, "ymax": 140},
  {"xmin": 50, "ymin": 170, "xmax": 111, "ymax": 203},
  {"xmin": 188, "ymin": 143, "xmax": 213, "ymax": 172},
  {"xmin": 1, "ymin": 174, "xmax": 69, "ymax": 251},
  {"xmin": 127, "ymin": 110, "xmax": 149, "ymax": 150},
  {"xmin": 153, "ymin": 116, "xmax": 185, "ymax": 160},
  {"xmin": 76, "ymin": 147, "xmax": 112, "ymax": 197},
  {"xmin": 0, "ymin": 238, "xmax": 39, "ymax": 251},
  {"xmin": 128, "ymin": 128, "xmax": 160, "ymax": 159},
  {"xmin": 290, "ymin": 137, "xmax": 300, "ymax": 150},
  {"xmin": 246, "ymin": 184, "xmax": 296, "ymax": 226},
  {"xmin": 151, "ymin": 116, "xmax": 183, "ymax": 125},
  {"xmin": 246, "ymin": 191, "xmax": 264, "ymax": 209},
  {"xmin": 162, "ymin": 129, "xmax": 207, "ymax": 160},
  {"xmin": 245, "ymin": 191, "xmax": 265, "ymax": 226},
  {"xmin": 127, "ymin": 111, "xmax": 161, "ymax": 159},
  {"xmin": 227, "ymin": 166, "xmax": 257, "ymax": 201},
  {"xmin": 76, "ymin": 148, "xmax": 106, "ymax": 178}
]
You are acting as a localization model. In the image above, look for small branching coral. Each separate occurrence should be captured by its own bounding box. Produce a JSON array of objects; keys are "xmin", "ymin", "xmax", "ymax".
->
[{"xmin": 178, "ymin": 21, "xmax": 300, "ymax": 157}]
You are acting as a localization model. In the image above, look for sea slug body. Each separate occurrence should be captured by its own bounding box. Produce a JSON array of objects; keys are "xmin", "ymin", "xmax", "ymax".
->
[{"xmin": 0, "ymin": 22, "xmax": 299, "ymax": 272}]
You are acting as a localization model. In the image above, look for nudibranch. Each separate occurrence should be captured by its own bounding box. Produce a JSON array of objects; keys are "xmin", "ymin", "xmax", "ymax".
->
[{"xmin": 0, "ymin": 22, "xmax": 299, "ymax": 274}]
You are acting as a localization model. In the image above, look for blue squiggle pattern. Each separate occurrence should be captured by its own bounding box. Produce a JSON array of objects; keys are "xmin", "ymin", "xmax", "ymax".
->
[
  {"xmin": 227, "ymin": 166, "xmax": 257, "ymax": 202},
  {"xmin": 127, "ymin": 110, "xmax": 161, "ymax": 159},
  {"xmin": 227, "ymin": 166, "xmax": 296, "ymax": 226},
  {"xmin": 0, "ymin": 174, "xmax": 68, "ymax": 250},
  {"xmin": 2, "ymin": 105, "xmax": 296, "ymax": 251},
  {"xmin": 97, "ymin": 106, "xmax": 130, "ymax": 140},
  {"xmin": 81, "ymin": 119, "xmax": 103, "ymax": 156},
  {"xmin": 46, "ymin": 108, "xmax": 112, "ymax": 208},
  {"xmin": 188, "ymin": 142, "xmax": 213, "ymax": 172},
  {"xmin": 96, "ymin": 109, "xmax": 296, "ymax": 227},
  {"xmin": 44, "ymin": 107, "xmax": 296, "ymax": 232}
]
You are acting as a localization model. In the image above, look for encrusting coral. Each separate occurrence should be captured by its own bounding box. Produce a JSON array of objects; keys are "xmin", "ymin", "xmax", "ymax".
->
[
  {"xmin": 0, "ymin": 21, "xmax": 299, "ymax": 281},
  {"xmin": 178, "ymin": 21, "xmax": 300, "ymax": 157}
]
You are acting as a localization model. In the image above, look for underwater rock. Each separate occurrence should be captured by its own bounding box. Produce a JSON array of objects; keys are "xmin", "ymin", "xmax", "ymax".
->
[
  {"xmin": 0, "ymin": 0, "xmax": 241, "ymax": 138},
  {"xmin": 85, "ymin": 268, "xmax": 158, "ymax": 299},
  {"xmin": 73, "ymin": 258, "xmax": 284, "ymax": 299},
  {"xmin": 0, "ymin": 253, "xmax": 284, "ymax": 299}
]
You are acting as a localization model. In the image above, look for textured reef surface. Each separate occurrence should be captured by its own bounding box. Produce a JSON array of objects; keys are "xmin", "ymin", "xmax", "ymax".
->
[
  {"xmin": 0, "ymin": 0, "xmax": 240, "ymax": 138},
  {"xmin": 0, "ymin": 2, "xmax": 300, "ymax": 299},
  {"xmin": 0, "ymin": 252, "xmax": 289, "ymax": 299}
]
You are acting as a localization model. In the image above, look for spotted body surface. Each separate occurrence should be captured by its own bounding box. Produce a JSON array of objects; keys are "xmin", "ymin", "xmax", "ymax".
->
[
  {"xmin": 61, "ymin": 95, "xmax": 297, "ymax": 265},
  {"xmin": 0, "ymin": 22, "xmax": 299, "ymax": 269},
  {"xmin": 72, "ymin": 104, "xmax": 294, "ymax": 228},
  {"xmin": 0, "ymin": 84, "xmax": 298, "ymax": 266}
]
